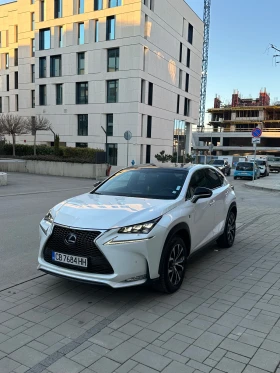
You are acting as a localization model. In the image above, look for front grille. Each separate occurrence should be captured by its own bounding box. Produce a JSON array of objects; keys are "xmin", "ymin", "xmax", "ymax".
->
[{"xmin": 44, "ymin": 225, "xmax": 114, "ymax": 275}]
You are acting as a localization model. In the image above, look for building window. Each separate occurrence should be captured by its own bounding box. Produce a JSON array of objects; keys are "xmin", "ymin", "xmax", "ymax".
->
[
  {"xmin": 6, "ymin": 75, "xmax": 9, "ymax": 91},
  {"xmin": 77, "ymin": 114, "xmax": 88, "ymax": 136},
  {"xmin": 56, "ymin": 84, "xmax": 63, "ymax": 105},
  {"xmin": 39, "ymin": 28, "xmax": 51, "ymax": 50},
  {"xmin": 39, "ymin": 57, "xmax": 47, "ymax": 78},
  {"xmin": 106, "ymin": 114, "xmax": 113, "ymax": 136},
  {"xmin": 147, "ymin": 115, "xmax": 152, "ymax": 138},
  {"xmin": 5, "ymin": 53, "xmax": 9, "ymax": 69},
  {"xmin": 58, "ymin": 26, "xmax": 63, "ymax": 47},
  {"xmin": 14, "ymin": 48, "xmax": 18, "ymax": 66},
  {"xmin": 185, "ymin": 73, "xmax": 189, "ymax": 92},
  {"xmin": 143, "ymin": 0, "xmax": 148, "ymax": 5},
  {"xmin": 187, "ymin": 48, "xmax": 190, "ymax": 68},
  {"xmin": 107, "ymin": 80, "xmax": 118, "ymax": 103},
  {"xmin": 177, "ymin": 95, "xmax": 180, "ymax": 114},
  {"xmin": 148, "ymin": 82, "xmax": 153, "ymax": 106},
  {"xmin": 78, "ymin": 0, "xmax": 84, "ymax": 14},
  {"xmin": 184, "ymin": 98, "xmax": 190, "ymax": 116},
  {"xmin": 54, "ymin": 0, "xmax": 62, "ymax": 18},
  {"xmin": 144, "ymin": 14, "xmax": 149, "ymax": 39},
  {"xmin": 106, "ymin": 16, "xmax": 115, "ymax": 40},
  {"xmin": 108, "ymin": 0, "xmax": 121, "ymax": 7},
  {"xmin": 31, "ymin": 38, "xmax": 35, "ymax": 56},
  {"xmin": 107, "ymin": 143, "xmax": 118, "ymax": 165},
  {"xmin": 39, "ymin": 85, "xmax": 46, "ymax": 105},
  {"xmin": 15, "ymin": 94, "xmax": 19, "ymax": 111},
  {"xmin": 76, "ymin": 82, "xmax": 88, "ymax": 104},
  {"xmin": 50, "ymin": 55, "xmax": 62, "ymax": 77},
  {"xmin": 15, "ymin": 71, "xmax": 18, "ymax": 89},
  {"xmin": 94, "ymin": 0, "xmax": 102, "ymax": 10},
  {"xmin": 31, "ymin": 12, "xmax": 35, "ymax": 31},
  {"xmin": 76, "ymin": 142, "xmax": 88, "ymax": 148},
  {"xmin": 107, "ymin": 48, "xmax": 119, "ymax": 72},
  {"xmin": 31, "ymin": 90, "xmax": 35, "ymax": 108},
  {"xmin": 146, "ymin": 144, "xmax": 151, "ymax": 163},
  {"xmin": 14, "ymin": 25, "xmax": 18, "ymax": 43},
  {"xmin": 0, "ymin": 32, "xmax": 1, "ymax": 48},
  {"xmin": 188, "ymin": 23, "xmax": 193, "ymax": 44},
  {"xmin": 77, "ymin": 52, "xmax": 85, "ymax": 75},
  {"xmin": 0, "ymin": 97, "xmax": 2, "ymax": 113},
  {"xmin": 31, "ymin": 64, "xmax": 35, "ymax": 82},
  {"xmin": 179, "ymin": 42, "xmax": 182, "ymax": 63},
  {"xmin": 78, "ymin": 23, "xmax": 85, "ymax": 45},
  {"xmin": 141, "ymin": 79, "xmax": 145, "ymax": 103},
  {"xmin": 150, "ymin": 0, "xmax": 154, "ymax": 11},
  {"xmin": 31, "ymin": 0, "xmax": 34, "ymax": 4},
  {"xmin": 95, "ymin": 20, "xmax": 99, "ymax": 42},
  {"xmin": 40, "ymin": 0, "xmax": 45, "ymax": 21},
  {"xmin": 179, "ymin": 69, "xmax": 182, "ymax": 89}
]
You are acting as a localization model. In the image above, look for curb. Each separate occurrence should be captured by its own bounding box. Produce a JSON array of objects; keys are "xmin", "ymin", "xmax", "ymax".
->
[{"xmin": 244, "ymin": 183, "xmax": 280, "ymax": 192}]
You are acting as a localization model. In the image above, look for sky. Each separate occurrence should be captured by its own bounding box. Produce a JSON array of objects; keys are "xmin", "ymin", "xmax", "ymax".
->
[
  {"xmin": 1, "ymin": 0, "xmax": 280, "ymax": 119},
  {"xmin": 187, "ymin": 0, "xmax": 280, "ymax": 121}
]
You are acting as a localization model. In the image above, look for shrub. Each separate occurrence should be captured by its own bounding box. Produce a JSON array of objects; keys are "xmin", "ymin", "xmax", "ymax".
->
[{"xmin": 0, "ymin": 143, "xmax": 55, "ymax": 156}]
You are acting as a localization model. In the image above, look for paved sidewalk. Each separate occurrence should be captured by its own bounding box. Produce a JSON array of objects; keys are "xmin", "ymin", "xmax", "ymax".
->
[
  {"xmin": 245, "ymin": 173, "xmax": 280, "ymax": 192},
  {"xmin": 0, "ymin": 205, "xmax": 280, "ymax": 373}
]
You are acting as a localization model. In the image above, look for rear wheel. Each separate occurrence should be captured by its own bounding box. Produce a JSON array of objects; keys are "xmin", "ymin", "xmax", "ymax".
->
[
  {"xmin": 217, "ymin": 210, "xmax": 236, "ymax": 248},
  {"xmin": 155, "ymin": 235, "xmax": 188, "ymax": 293}
]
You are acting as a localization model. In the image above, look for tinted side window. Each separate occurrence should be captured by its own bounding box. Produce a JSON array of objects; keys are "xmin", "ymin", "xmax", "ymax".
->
[
  {"xmin": 204, "ymin": 168, "xmax": 222, "ymax": 189},
  {"xmin": 186, "ymin": 170, "xmax": 207, "ymax": 200}
]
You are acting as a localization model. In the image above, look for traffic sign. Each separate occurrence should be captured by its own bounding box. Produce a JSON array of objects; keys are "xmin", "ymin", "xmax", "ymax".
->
[
  {"xmin": 124, "ymin": 130, "xmax": 132, "ymax": 141},
  {"xmin": 252, "ymin": 128, "xmax": 262, "ymax": 138},
  {"xmin": 252, "ymin": 138, "xmax": 261, "ymax": 144}
]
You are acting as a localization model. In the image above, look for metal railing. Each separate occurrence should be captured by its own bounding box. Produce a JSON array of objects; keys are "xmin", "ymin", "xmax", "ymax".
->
[{"xmin": 195, "ymin": 128, "xmax": 280, "ymax": 133}]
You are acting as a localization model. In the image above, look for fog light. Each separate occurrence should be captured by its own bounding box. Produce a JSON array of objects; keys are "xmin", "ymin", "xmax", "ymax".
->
[{"xmin": 124, "ymin": 275, "xmax": 147, "ymax": 283}]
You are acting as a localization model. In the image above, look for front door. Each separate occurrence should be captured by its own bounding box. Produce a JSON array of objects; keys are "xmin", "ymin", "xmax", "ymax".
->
[{"xmin": 184, "ymin": 169, "xmax": 216, "ymax": 252}]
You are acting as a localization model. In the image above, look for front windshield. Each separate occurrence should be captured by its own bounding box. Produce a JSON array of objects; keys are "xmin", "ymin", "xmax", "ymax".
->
[
  {"xmin": 92, "ymin": 168, "xmax": 188, "ymax": 200},
  {"xmin": 209, "ymin": 160, "xmax": 224, "ymax": 165},
  {"xmin": 236, "ymin": 162, "xmax": 253, "ymax": 171},
  {"xmin": 256, "ymin": 160, "xmax": 266, "ymax": 166}
]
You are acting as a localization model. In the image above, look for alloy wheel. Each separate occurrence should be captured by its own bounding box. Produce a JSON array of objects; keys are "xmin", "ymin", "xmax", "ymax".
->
[
  {"xmin": 227, "ymin": 212, "xmax": 236, "ymax": 245},
  {"xmin": 168, "ymin": 243, "xmax": 185, "ymax": 286}
]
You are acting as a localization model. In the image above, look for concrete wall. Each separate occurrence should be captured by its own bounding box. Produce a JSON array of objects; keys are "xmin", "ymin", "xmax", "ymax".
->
[{"xmin": 0, "ymin": 160, "xmax": 106, "ymax": 179}]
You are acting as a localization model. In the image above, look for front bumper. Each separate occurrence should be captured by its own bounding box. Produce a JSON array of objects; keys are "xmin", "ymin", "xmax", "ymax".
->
[{"xmin": 38, "ymin": 222, "xmax": 165, "ymax": 288}]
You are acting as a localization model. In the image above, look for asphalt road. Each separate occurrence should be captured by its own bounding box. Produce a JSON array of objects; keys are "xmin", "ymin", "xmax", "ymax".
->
[{"xmin": 0, "ymin": 172, "xmax": 279, "ymax": 289}]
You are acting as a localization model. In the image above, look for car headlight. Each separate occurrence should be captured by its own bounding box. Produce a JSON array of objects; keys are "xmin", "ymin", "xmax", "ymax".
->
[
  {"xmin": 44, "ymin": 211, "xmax": 54, "ymax": 224},
  {"xmin": 118, "ymin": 217, "xmax": 161, "ymax": 234}
]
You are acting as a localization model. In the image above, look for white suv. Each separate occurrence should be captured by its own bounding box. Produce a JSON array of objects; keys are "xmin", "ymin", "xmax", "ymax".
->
[{"xmin": 38, "ymin": 165, "xmax": 237, "ymax": 293}]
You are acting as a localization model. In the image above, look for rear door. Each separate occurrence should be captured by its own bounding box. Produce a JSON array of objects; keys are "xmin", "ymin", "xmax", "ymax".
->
[{"xmin": 204, "ymin": 168, "xmax": 228, "ymax": 237}]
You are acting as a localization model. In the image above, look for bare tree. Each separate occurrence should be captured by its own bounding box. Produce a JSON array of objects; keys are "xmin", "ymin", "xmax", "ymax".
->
[
  {"xmin": 0, "ymin": 114, "xmax": 27, "ymax": 156},
  {"xmin": 24, "ymin": 115, "xmax": 52, "ymax": 155}
]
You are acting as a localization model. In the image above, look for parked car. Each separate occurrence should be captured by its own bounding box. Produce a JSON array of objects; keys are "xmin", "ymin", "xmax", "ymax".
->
[
  {"xmin": 38, "ymin": 165, "xmax": 237, "ymax": 293},
  {"xmin": 255, "ymin": 159, "xmax": 270, "ymax": 177},
  {"xmin": 234, "ymin": 161, "xmax": 261, "ymax": 180},
  {"xmin": 267, "ymin": 156, "xmax": 280, "ymax": 173},
  {"xmin": 208, "ymin": 159, "xmax": 231, "ymax": 176}
]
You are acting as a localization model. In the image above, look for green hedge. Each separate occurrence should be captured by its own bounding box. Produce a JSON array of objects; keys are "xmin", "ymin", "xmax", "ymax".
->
[
  {"xmin": 0, "ymin": 144, "xmax": 55, "ymax": 156},
  {"xmin": 0, "ymin": 144, "xmax": 105, "ymax": 163}
]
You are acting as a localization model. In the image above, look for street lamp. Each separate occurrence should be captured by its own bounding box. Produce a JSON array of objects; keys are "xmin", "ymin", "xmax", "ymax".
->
[{"xmin": 101, "ymin": 126, "xmax": 108, "ymax": 164}]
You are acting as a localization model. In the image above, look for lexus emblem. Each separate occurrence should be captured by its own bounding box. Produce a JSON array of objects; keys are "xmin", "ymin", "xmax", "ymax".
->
[{"xmin": 65, "ymin": 233, "xmax": 77, "ymax": 245}]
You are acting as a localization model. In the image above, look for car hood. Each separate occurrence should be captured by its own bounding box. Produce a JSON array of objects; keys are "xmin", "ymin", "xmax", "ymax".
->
[{"xmin": 51, "ymin": 193, "xmax": 182, "ymax": 229}]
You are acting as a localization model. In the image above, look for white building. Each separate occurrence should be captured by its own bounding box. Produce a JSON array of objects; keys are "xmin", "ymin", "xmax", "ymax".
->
[{"xmin": 0, "ymin": 0, "xmax": 203, "ymax": 169}]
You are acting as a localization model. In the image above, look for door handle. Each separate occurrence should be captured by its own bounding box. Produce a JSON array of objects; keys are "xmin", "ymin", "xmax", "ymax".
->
[{"xmin": 209, "ymin": 200, "xmax": 215, "ymax": 206}]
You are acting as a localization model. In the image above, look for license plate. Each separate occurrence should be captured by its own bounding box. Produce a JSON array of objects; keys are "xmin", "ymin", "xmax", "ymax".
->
[{"xmin": 52, "ymin": 252, "xmax": 88, "ymax": 268}]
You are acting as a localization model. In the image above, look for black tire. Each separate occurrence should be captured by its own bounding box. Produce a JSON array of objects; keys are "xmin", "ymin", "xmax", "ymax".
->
[
  {"xmin": 217, "ymin": 210, "xmax": 236, "ymax": 248},
  {"xmin": 155, "ymin": 235, "xmax": 188, "ymax": 293},
  {"xmin": 234, "ymin": 176, "xmax": 237, "ymax": 180}
]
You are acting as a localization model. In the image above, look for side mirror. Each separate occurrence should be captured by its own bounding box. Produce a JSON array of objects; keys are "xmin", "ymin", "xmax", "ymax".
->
[
  {"xmin": 93, "ymin": 181, "xmax": 101, "ymax": 188},
  {"xmin": 191, "ymin": 187, "xmax": 213, "ymax": 204}
]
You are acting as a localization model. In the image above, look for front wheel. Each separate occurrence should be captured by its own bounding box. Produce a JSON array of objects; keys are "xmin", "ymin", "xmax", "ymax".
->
[
  {"xmin": 156, "ymin": 235, "xmax": 188, "ymax": 293},
  {"xmin": 234, "ymin": 176, "xmax": 237, "ymax": 180},
  {"xmin": 217, "ymin": 210, "xmax": 236, "ymax": 248}
]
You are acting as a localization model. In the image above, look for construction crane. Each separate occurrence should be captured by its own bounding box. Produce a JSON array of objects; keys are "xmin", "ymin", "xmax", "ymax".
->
[{"xmin": 198, "ymin": 0, "xmax": 211, "ymax": 130}]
